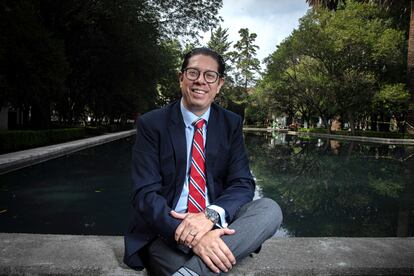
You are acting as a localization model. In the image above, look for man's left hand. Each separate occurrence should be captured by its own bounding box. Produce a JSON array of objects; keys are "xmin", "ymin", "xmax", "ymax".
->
[{"xmin": 170, "ymin": 210, "xmax": 214, "ymax": 248}]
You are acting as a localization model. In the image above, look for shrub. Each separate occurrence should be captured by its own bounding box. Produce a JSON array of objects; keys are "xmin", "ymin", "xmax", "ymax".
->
[{"xmin": 0, "ymin": 128, "xmax": 86, "ymax": 153}]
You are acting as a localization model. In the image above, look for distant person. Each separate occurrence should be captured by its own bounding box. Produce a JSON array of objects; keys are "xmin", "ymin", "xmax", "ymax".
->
[
  {"xmin": 124, "ymin": 47, "xmax": 282, "ymax": 275},
  {"xmin": 330, "ymin": 115, "xmax": 341, "ymax": 132},
  {"xmin": 389, "ymin": 115, "xmax": 398, "ymax": 132}
]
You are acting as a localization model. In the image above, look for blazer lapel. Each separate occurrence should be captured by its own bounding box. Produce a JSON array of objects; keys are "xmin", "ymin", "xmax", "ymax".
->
[
  {"xmin": 205, "ymin": 103, "xmax": 221, "ymax": 201},
  {"xmin": 168, "ymin": 101, "xmax": 187, "ymax": 208}
]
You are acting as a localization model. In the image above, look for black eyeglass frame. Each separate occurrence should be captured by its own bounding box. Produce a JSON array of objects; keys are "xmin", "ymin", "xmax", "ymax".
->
[{"xmin": 182, "ymin": 67, "xmax": 221, "ymax": 84}]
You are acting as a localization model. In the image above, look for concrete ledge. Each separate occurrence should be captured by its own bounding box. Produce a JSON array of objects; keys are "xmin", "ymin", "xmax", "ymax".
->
[
  {"xmin": 0, "ymin": 129, "xmax": 136, "ymax": 175},
  {"xmin": 1, "ymin": 233, "xmax": 413, "ymax": 275},
  {"xmin": 296, "ymin": 131, "xmax": 414, "ymax": 145},
  {"xmin": 243, "ymin": 127, "xmax": 414, "ymax": 145}
]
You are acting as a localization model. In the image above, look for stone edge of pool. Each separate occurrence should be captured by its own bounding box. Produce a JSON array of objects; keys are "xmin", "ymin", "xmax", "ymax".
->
[
  {"xmin": 1, "ymin": 128, "xmax": 413, "ymax": 175},
  {"xmin": 0, "ymin": 129, "xmax": 136, "ymax": 175},
  {"xmin": 244, "ymin": 127, "xmax": 414, "ymax": 145},
  {"xmin": 0, "ymin": 233, "xmax": 413, "ymax": 276}
]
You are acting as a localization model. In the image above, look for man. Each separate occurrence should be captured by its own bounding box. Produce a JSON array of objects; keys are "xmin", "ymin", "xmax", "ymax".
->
[{"xmin": 124, "ymin": 47, "xmax": 282, "ymax": 275}]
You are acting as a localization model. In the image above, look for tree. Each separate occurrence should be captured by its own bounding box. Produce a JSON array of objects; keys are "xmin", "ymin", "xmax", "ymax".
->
[
  {"xmin": 0, "ymin": 0, "xmax": 69, "ymax": 128},
  {"xmin": 258, "ymin": 1, "xmax": 406, "ymax": 132},
  {"xmin": 147, "ymin": 0, "xmax": 223, "ymax": 41},
  {"xmin": 233, "ymin": 28, "xmax": 261, "ymax": 92},
  {"xmin": 373, "ymin": 84, "xmax": 410, "ymax": 117},
  {"xmin": 407, "ymin": 1, "xmax": 414, "ymax": 133},
  {"xmin": 0, "ymin": 0, "xmax": 224, "ymax": 128},
  {"xmin": 306, "ymin": 0, "xmax": 414, "ymax": 133},
  {"xmin": 306, "ymin": 0, "xmax": 346, "ymax": 10},
  {"xmin": 207, "ymin": 26, "xmax": 232, "ymax": 60},
  {"xmin": 54, "ymin": 0, "xmax": 163, "ymax": 124},
  {"xmin": 155, "ymin": 40, "xmax": 182, "ymax": 107},
  {"xmin": 207, "ymin": 26, "xmax": 237, "ymax": 108}
]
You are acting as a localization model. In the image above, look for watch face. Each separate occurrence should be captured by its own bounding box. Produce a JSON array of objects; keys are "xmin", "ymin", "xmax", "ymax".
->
[{"xmin": 206, "ymin": 208, "xmax": 219, "ymax": 223}]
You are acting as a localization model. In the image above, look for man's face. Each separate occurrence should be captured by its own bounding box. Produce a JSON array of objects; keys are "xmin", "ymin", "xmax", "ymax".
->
[{"xmin": 179, "ymin": 54, "xmax": 224, "ymax": 116}]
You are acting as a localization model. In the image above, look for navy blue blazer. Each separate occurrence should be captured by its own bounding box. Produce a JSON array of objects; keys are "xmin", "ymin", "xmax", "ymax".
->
[{"xmin": 124, "ymin": 100, "xmax": 255, "ymax": 270}]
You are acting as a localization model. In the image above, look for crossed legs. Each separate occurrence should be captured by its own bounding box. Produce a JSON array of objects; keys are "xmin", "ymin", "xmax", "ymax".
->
[{"xmin": 145, "ymin": 198, "xmax": 283, "ymax": 276}]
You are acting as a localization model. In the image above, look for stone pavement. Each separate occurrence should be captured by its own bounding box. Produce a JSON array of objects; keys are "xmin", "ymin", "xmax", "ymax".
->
[{"xmin": 0, "ymin": 233, "xmax": 413, "ymax": 275}]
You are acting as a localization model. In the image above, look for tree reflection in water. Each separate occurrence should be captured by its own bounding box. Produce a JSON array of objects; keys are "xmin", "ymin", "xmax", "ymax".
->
[{"xmin": 245, "ymin": 131, "xmax": 414, "ymax": 237}]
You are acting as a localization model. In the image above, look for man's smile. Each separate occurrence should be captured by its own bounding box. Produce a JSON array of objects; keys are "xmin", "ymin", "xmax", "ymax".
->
[{"xmin": 191, "ymin": 88, "xmax": 208, "ymax": 95}]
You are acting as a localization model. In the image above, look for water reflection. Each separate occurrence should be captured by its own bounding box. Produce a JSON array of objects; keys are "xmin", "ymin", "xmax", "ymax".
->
[
  {"xmin": 0, "ymin": 132, "xmax": 412, "ymax": 237},
  {"xmin": 0, "ymin": 137, "xmax": 134, "ymax": 235},
  {"xmin": 245, "ymin": 131, "xmax": 414, "ymax": 237}
]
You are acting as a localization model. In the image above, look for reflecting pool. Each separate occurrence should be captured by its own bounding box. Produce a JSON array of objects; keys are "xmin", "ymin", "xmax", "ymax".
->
[
  {"xmin": 0, "ymin": 132, "xmax": 413, "ymax": 237},
  {"xmin": 0, "ymin": 137, "xmax": 134, "ymax": 235},
  {"xmin": 245, "ymin": 131, "xmax": 414, "ymax": 237}
]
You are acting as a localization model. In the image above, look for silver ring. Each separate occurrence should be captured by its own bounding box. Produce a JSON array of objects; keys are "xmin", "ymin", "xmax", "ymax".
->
[{"xmin": 189, "ymin": 233, "xmax": 196, "ymax": 236}]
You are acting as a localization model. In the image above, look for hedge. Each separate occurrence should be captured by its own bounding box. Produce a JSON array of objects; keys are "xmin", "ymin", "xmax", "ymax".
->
[{"xmin": 0, "ymin": 128, "xmax": 86, "ymax": 154}]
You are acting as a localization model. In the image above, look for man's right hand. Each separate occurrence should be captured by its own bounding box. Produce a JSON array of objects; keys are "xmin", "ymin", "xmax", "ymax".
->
[{"xmin": 192, "ymin": 228, "xmax": 236, "ymax": 274}]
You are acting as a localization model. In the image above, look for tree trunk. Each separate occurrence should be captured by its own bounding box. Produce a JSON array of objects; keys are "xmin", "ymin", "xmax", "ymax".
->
[
  {"xmin": 30, "ymin": 103, "xmax": 51, "ymax": 129},
  {"xmin": 347, "ymin": 111, "xmax": 355, "ymax": 135},
  {"xmin": 406, "ymin": 0, "xmax": 414, "ymax": 134}
]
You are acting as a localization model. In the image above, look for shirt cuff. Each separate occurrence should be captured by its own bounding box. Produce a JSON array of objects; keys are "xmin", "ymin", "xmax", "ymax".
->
[{"xmin": 207, "ymin": 205, "xmax": 228, "ymax": 228}]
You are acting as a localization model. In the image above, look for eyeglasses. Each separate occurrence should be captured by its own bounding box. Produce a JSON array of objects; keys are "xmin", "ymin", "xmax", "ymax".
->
[{"xmin": 183, "ymin": 68, "xmax": 220, "ymax": 84}]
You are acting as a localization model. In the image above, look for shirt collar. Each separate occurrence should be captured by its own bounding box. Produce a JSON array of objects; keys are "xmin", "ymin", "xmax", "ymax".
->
[{"xmin": 180, "ymin": 98, "xmax": 210, "ymax": 128}]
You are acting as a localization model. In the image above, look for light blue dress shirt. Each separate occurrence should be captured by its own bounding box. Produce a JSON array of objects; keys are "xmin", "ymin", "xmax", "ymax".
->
[{"xmin": 174, "ymin": 99, "xmax": 228, "ymax": 228}]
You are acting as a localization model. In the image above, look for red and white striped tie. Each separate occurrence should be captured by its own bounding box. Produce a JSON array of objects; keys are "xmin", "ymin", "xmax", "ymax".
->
[{"xmin": 188, "ymin": 118, "xmax": 206, "ymax": 213}]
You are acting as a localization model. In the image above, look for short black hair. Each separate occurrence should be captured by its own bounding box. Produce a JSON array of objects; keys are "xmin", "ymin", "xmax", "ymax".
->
[{"xmin": 181, "ymin": 47, "xmax": 225, "ymax": 76}]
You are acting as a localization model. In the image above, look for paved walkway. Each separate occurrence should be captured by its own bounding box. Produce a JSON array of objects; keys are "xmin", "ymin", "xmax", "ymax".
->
[
  {"xmin": 0, "ymin": 129, "xmax": 136, "ymax": 175},
  {"xmin": 0, "ymin": 233, "xmax": 413, "ymax": 275}
]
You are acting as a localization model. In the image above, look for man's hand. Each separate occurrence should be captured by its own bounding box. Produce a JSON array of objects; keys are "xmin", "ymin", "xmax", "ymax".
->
[
  {"xmin": 170, "ymin": 210, "xmax": 214, "ymax": 248},
  {"xmin": 192, "ymin": 228, "xmax": 236, "ymax": 274}
]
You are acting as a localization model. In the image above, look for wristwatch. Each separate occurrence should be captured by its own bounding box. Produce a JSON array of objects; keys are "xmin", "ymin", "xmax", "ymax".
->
[{"xmin": 204, "ymin": 208, "xmax": 220, "ymax": 224}]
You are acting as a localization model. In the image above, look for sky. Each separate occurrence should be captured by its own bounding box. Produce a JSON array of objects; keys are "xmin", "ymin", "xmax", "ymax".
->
[{"xmin": 202, "ymin": 0, "xmax": 310, "ymax": 63}]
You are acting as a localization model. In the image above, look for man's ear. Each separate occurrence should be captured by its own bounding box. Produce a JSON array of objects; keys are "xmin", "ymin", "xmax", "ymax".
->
[
  {"xmin": 178, "ymin": 72, "xmax": 183, "ymax": 82},
  {"xmin": 216, "ymin": 78, "xmax": 225, "ymax": 94}
]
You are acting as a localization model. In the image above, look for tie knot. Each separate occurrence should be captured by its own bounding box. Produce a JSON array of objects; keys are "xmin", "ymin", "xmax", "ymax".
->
[{"xmin": 193, "ymin": 119, "xmax": 205, "ymax": 130}]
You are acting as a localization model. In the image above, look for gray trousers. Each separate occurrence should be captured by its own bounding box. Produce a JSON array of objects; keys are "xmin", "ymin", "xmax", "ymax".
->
[{"xmin": 145, "ymin": 198, "xmax": 283, "ymax": 275}]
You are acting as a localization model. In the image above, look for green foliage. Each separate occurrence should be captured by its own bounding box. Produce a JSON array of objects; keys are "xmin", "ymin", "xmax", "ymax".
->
[
  {"xmin": 244, "ymin": 99, "xmax": 268, "ymax": 126},
  {"xmin": 0, "ymin": 128, "xmax": 86, "ymax": 153},
  {"xmin": 0, "ymin": 0, "xmax": 223, "ymax": 129},
  {"xmin": 207, "ymin": 27, "xmax": 236, "ymax": 107},
  {"xmin": 306, "ymin": 0, "xmax": 410, "ymax": 35},
  {"xmin": 0, "ymin": 0, "xmax": 70, "ymax": 128},
  {"xmin": 147, "ymin": 0, "xmax": 223, "ymax": 41},
  {"xmin": 255, "ymin": 1, "xmax": 406, "ymax": 130},
  {"xmin": 233, "ymin": 28, "xmax": 261, "ymax": 90},
  {"xmin": 155, "ymin": 40, "xmax": 182, "ymax": 106},
  {"xmin": 207, "ymin": 27, "xmax": 261, "ymax": 117},
  {"xmin": 373, "ymin": 83, "xmax": 410, "ymax": 113},
  {"xmin": 208, "ymin": 26, "xmax": 233, "ymax": 62}
]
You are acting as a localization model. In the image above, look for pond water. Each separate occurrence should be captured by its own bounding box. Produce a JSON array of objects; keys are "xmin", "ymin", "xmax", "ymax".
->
[
  {"xmin": 245, "ymin": 131, "xmax": 414, "ymax": 237},
  {"xmin": 0, "ymin": 132, "xmax": 413, "ymax": 237},
  {"xmin": 0, "ymin": 137, "xmax": 134, "ymax": 235}
]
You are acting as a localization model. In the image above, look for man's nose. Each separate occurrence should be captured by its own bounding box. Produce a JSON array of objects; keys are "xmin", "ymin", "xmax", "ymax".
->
[{"xmin": 194, "ymin": 73, "xmax": 207, "ymax": 84}]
